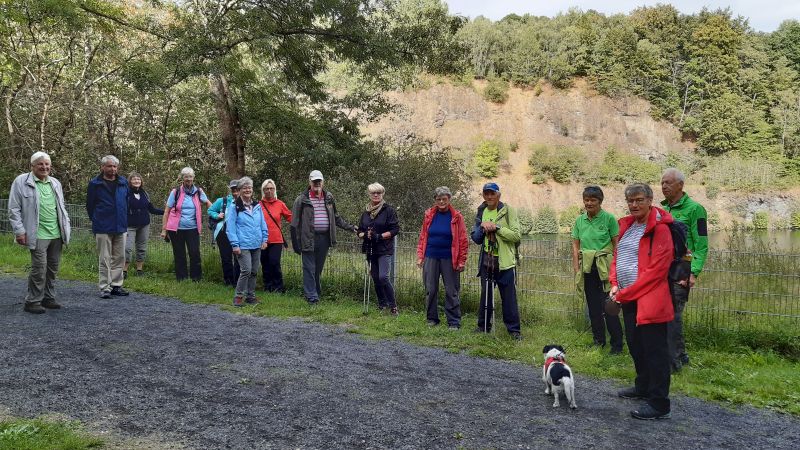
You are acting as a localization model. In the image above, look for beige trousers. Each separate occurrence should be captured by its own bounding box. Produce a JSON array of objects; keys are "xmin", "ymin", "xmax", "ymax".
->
[{"xmin": 96, "ymin": 233, "xmax": 126, "ymax": 291}]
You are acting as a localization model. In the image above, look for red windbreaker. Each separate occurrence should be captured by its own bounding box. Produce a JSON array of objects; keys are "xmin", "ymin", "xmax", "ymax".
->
[
  {"xmin": 259, "ymin": 198, "xmax": 292, "ymax": 244},
  {"xmin": 416, "ymin": 204, "xmax": 468, "ymax": 270},
  {"xmin": 609, "ymin": 206, "xmax": 675, "ymax": 325}
]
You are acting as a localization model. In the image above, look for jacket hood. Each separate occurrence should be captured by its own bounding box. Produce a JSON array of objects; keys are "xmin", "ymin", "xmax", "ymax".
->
[{"xmin": 619, "ymin": 206, "xmax": 673, "ymax": 234}]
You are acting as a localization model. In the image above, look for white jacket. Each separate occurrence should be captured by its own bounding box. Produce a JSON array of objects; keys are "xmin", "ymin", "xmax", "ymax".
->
[{"xmin": 8, "ymin": 172, "xmax": 71, "ymax": 249}]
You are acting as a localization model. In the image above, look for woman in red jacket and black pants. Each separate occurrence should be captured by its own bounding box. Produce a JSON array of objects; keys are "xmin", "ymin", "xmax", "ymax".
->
[
  {"xmin": 416, "ymin": 186, "xmax": 469, "ymax": 329},
  {"xmin": 609, "ymin": 182, "xmax": 675, "ymax": 420},
  {"xmin": 259, "ymin": 179, "xmax": 292, "ymax": 293}
]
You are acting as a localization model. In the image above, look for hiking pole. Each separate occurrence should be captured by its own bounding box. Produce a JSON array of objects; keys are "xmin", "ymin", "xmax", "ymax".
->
[
  {"xmin": 489, "ymin": 239, "xmax": 497, "ymax": 336},
  {"xmin": 362, "ymin": 228, "xmax": 373, "ymax": 315}
]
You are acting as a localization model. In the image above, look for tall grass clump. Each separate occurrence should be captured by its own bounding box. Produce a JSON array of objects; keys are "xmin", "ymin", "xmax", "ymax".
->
[{"xmin": 0, "ymin": 418, "xmax": 103, "ymax": 450}]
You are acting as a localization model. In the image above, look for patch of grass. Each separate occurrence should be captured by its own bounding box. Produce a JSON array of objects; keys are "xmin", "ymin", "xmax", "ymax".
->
[{"xmin": 0, "ymin": 417, "xmax": 103, "ymax": 450}]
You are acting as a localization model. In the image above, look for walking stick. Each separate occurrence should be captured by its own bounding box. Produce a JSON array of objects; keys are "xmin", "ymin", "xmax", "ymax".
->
[
  {"xmin": 486, "ymin": 239, "xmax": 498, "ymax": 335},
  {"xmin": 362, "ymin": 228, "xmax": 373, "ymax": 315}
]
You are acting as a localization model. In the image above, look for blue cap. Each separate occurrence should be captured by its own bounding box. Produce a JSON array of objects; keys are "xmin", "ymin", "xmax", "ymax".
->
[{"xmin": 482, "ymin": 182, "xmax": 500, "ymax": 193}]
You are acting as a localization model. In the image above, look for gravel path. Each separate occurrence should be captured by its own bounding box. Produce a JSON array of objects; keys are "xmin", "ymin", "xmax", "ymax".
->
[{"xmin": 1, "ymin": 277, "xmax": 798, "ymax": 449}]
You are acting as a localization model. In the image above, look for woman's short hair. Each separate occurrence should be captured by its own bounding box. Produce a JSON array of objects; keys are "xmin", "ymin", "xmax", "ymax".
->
[
  {"xmin": 434, "ymin": 186, "xmax": 452, "ymax": 198},
  {"xmin": 624, "ymin": 182, "xmax": 653, "ymax": 200},
  {"xmin": 179, "ymin": 167, "xmax": 195, "ymax": 179},
  {"xmin": 30, "ymin": 151, "xmax": 51, "ymax": 165},
  {"xmin": 128, "ymin": 172, "xmax": 142, "ymax": 182},
  {"xmin": 261, "ymin": 179, "xmax": 276, "ymax": 197},
  {"xmin": 101, "ymin": 155, "xmax": 119, "ymax": 166},
  {"xmin": 237, "ymin": 176, "xmax": 254, "ymax": 189},
  {"xmin": 582, "ymin": 185, "xmax": 604, "ymax": 202},
  {"xmin": 368, "ymin": 182, "xmax": 385, "ymax": 194}
]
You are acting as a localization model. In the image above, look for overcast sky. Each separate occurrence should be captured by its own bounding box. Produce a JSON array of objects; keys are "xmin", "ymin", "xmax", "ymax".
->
[{"xmin": 443, "ymin": 1, "xmax": 799, "ymax": 32}]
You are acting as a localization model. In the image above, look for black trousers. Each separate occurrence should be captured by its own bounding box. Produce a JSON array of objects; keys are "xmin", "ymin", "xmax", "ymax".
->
[
  {"xmin": 622, "ymin": 302, "xmax": 671, "ymax": 413},
  {"xmin": 216, "ymin": 230, "xmax": 240, "ymax": 286},
  {"xmin": 169, "ymin": 229, "xmax": 202, "ymax": 281},
  {"xmin": 261, "ymin": 243, "xmax": 285, "ymax": 292},
  {"xmin": 477, "ymin": 267, "xmax": 520, "ymax": 333},
  {"xmin": 584, "ymin": 264, "xmax": 623, "ymax": 350}
]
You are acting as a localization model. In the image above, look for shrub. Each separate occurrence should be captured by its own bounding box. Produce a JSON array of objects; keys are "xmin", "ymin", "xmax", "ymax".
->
[
  {"xmin": 473, "ymin": 140, "xmax": 502, "ymax": 177},
  {"xmin": 531, "ymin": 206, "xmax": 559, "ymax": 234},
  {"xmin": 590, "ymin": 147, "xmax": 662, "ymax": 185},
  {"xmin": 791, "ymin": 211, "xmax": 800, "ymax": 229},
  {"xmin": 701, "ymin": 155, "xmax": 787, "ymax": 191},
  {"xmin": 705, "ymin": 184, "xmax": 719, "ymax": 200},
  {"xmin": 559, "ymin": 205, "xmax": 583, "ymax": 231},
  {"xmin": 518, "ymin": 208, "xmax": 534, "ymax": 235},
  {"xmin": 483, "ymin": 77, "xmax": 509, "ymax": 103},
  {"xmin": 752, "ymin": 211, "xmax": 769, "ymax": 230},
  {"xmin": 528, "ymin": 144, "xmax": 586, "ymax": 183}
]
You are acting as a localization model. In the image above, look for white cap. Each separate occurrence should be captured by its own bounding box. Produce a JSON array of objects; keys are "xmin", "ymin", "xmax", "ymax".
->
[{"xmin": 309, "ymin": 170, "xmax": 324, "ymax": 181}]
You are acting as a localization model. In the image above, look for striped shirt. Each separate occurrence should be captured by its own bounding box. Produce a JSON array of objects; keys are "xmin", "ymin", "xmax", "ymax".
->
[
  {"xmin": 310, "ymin": 192, "xmax": 329, "ymax": 231},
  {"xmin": 616, "ymin": 221, "xmax": 646, "ymax": 289}
]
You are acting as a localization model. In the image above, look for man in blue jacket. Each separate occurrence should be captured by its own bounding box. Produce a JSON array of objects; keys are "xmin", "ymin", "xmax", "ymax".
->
[{"xmin": 86, "ymin": 155, "xmax": 130, "ymax": 299}]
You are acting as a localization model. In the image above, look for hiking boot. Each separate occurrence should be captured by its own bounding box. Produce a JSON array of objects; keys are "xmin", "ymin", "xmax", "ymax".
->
[
  {"xmin": 24, "ymin": 302, "xmax": 46, "ymax": 314},
  {"xmin": 427, "ymin": 320, "xmax": 438, "ymax": 327},
  {"xmin": 680, "ymin": 354, "xmax": 690, "ymax": 366},
  {"xmin": 245, "ymin": 296, "xmax": 260, "ymax": 305},
  {"xmin": 671, "ymin": 362, "xmax": 682, "ymax": 374},
  {"xmin": 510, "ymin": 331, "xmax": 522, "ymax": 341},
  {"xmin": 474, "ymin": 326, "xmax": 491, "ymax": 334},
  {"xmin": 390, "ymin": 307, "xmax": 399, "ymax": 316},
  {"xmin": 136, "ymin": 270, "xmax": 144, "ymax": 276},
  {"xmin": 618, "ymin": 386, "xmax": 647, "ymax": 400},
  {"xmin": 448, "ymin": 325, "xmax": 460, "ymax": 330},
  {"xmin": 100, "ymin": 290, "xmax": 112, "ymax": 299},
  {"xmin": 631, "ymin": 404, "xmax": 671, "ymax": 420},
  {"xmin": 110, "ymin": 286, "xmax": 129, "ymax": 296},
  {"xmin": 610, "ymin": 347, "xmax": 623, "ymax": 355},
  {"xmin": 41, "ymin": 299, "xmax": 61, "ymax": 309},
  {"xmin": 233, "ymin": 296, "xmax": 245, "ymax": 307}
]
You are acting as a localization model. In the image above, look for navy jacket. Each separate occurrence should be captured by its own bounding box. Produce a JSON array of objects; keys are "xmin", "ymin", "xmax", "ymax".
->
[
  {"xmin": 127, "ymin": 188, "xmax": 164, "ymax": 228},
  {"xmin": 357, "ymin": 204, "xmax": 400, "ymax": 257},
  {"xmin": 86, "ymin": 174, "xmax": 129, "ymax": 234}
]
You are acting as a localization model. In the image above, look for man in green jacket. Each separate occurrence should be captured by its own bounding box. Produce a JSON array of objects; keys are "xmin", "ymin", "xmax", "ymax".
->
[
  {"xmin": 471, "ymin": 182, "xmax": 522, "ymax": 340},
  {"xmin": 661, "ymin": 168, "xmax": 709, "ymax": 372}
]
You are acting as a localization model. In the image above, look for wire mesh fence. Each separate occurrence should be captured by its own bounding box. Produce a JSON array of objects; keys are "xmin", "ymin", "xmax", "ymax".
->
[{"xmin": 2, "ymin": 199, "xmax": 799, "ymax": 333}]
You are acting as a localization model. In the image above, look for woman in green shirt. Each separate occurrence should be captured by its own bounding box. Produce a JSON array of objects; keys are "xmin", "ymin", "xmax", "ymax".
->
[{"xmin": 571, "ymin": 186, "xmax": 623, "ymax": 353}]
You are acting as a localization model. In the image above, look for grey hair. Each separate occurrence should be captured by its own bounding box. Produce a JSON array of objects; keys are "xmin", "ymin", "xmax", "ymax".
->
[
  {"xmin": 100, "ymin": 155, "xmax": 119, "ymax": 166},
  {"xmin": 30, "ymin": 151, "xmax": 51, "ymax": 165},
  {"xmin": 434, "ymin": 186, "xmax": 452, "ymax": 198},
  {"xmin": 179, "ymin": 167, "xmax": 195, "ymax": 179},
  {"xmin": 624, "ymin": 182, "xmax": 654, "ymax": 200},
  {"xmin": 368, "ymin": 182, "xmax": 385, "ymax": 194},
  {"xmin": 261, "ymin": 179, "xmax": 276, "ymax": 197},
  {"xmin": 237, "ymin": 176, "xmax": 254, "ymax": 189},
  {"xmin": 662, "ymin": 167, "xmax": 686, "ymax": 183}
]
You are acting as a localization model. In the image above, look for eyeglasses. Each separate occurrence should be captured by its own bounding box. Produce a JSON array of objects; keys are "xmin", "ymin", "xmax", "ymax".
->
[
  {"xmin": 626, "ymin": 197, "xmax": 650, "ymax": 205},
  {"xmin": 369, "ymin": 191, "xmax": 383, "ymax": 195}
]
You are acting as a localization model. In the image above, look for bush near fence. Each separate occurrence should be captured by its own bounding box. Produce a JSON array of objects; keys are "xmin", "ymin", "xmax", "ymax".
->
[{"xmin": 2, "ymin": 200, "xmax": 799, "ymax": 340}]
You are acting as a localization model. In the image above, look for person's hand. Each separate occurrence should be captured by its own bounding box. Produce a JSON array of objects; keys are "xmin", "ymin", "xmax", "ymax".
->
[
  {"xmin": 689, "ymin": 273, "xmax": 696, "ymax": 288},
  {"xmin": 367, "ymin": 229, "xmax": 373, "ymax": 240},
  {"xmin": 218, "ymin": 212, "xmax": 224, "ymax": 219},
  {"xmin": 572, "ymin": 264, "xmax": 580, "ymax": 274},
  {"xmin": 160, "ymin": 230, "xmax": 167, "ymax": 238},
  {"xmin": 232, "ymin": 247, "xmax": 241, "ymax": 256},
  {"xmin": 261, "ymin": 242, "xmax": 268, "ymax": 250},
  {"xmin": 416, "ymin": 258, "xmax": 424, "ymax": 269},
  {"xmin": 481, "ymin": 221, "xmax": 496, "ymax": 233},
  {"xmin": 609, "ymin": 285, "xmax": 619, "ymax": 301},
  {"xmin": 353, "ymin": 226, "xmax": 358, "ymax": 233},
  {"xmin": 381, "ymin": 231, "xmax": 391, "ymax": 240},
  {"xmin": 15, "ymin": 233, "xmax": 26, "ymax": 246},
  {"xmin": 358, "ymin": 232, "xmax": 365, "ymax": 239},
  {"xmin": 455, "ymin": 264, "xmax": 465, "ymax": 272}
]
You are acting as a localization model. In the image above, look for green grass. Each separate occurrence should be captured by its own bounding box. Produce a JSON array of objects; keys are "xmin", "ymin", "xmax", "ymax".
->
[
  {"xmin": 1, "ymin": 235, "xmax": 799, "ymax": 416},
  {"xmin": 0, "ymin": 418, "xmax": 102, "ymax": 450}
]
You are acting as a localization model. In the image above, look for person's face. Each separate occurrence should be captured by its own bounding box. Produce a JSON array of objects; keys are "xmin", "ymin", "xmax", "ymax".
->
[
  {"xmin": 182, "ymin": 174, "xmax": 194, "ymax": 188},
  {"xmin": 583, "ymin": 196, "xmax": 601, "ymax": 216},
  {"xmin": 263, "ymin": 185, "xmax": 276, "ymax": 199},
  {"xmin": 482, "ymin": 190, "xmax": 499, "ymax": 209},
  {"xmin": 369, "ymin": 190, "xmax": 384, "ymax": 204},
  {"xmin": 31, "ymin": 159, "xmax": 51, "ymax": 180},
  {"xmin": 627, "ymin": 194, "xmax": 652, "ymax": 222},
  {"xmin": 310, "ymin": 179, "xmax": 323, "ymax": 192},
  {"xmin": 434, "ymin": 195, "xmax": 451, "ymax": 212},
  {"xmin": 101, "ymin": 161, "xmax": 118, "ymax": 179},
  {"xmin": 661, "ymin": 173, "xmax": 684, "ymax": 202},
  {"xmin": 231, "ymin": 188, "xmax": 240, "ymax": 198},
  {"xmin": 240, "ymin": 185, "xmax": 253, "ymax": 200},
  {"xmin": 130, "ymin": 176, "xmax": 142, "ymax": 188}
]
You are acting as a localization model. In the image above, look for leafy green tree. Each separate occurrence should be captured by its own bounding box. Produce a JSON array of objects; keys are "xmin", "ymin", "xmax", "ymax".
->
[{"xmin": 473, "ymin": 140, "xmax": 501, "ymax": 177}]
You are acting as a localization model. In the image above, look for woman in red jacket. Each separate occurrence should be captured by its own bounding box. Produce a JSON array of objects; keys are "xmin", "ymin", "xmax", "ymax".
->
[
  {"xmin": 609, "ymin": 182, "xmax": 675, "ymax": 420},
  {"xmin": 416, "ymin": 187, "xmax": 468, "ymax": 329},
  {"xmin": 259, "ymin": 179, "xmax": 292, "ymax": 293}
]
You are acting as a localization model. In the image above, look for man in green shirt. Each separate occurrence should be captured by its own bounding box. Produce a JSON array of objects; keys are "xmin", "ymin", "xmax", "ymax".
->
[
  {"xmin": 661, "ymin": 168, "xmax": 709, "ymax": 372},
  {"xmin": 8, "ymin": 151, "xmax": 71, "ymax": 314}
]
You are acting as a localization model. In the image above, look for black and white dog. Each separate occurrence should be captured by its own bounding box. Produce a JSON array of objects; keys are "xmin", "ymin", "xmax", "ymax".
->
[{"xmin": 541, "ymin": 345, "xmax": 577, "ymax": 409}]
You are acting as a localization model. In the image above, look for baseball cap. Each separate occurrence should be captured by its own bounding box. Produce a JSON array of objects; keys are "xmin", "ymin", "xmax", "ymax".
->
[
  {"xmin": 309, "ymin": 170, "xmax": 324, "ymax": 181},
  {"xmin": 228, "ymin": 180, "xmax": 239, "ymax": 189},
  {"xmin": 482, "ymin": 182, "xmax": 500, "ymax": 193}
]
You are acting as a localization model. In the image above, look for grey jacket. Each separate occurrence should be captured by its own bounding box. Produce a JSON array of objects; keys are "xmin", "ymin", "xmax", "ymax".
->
[
  {"xmin": 8, "ymin": 172, "xmax": 72, "ymax": 249},
  {"xmin": 290, "ymin": 190, "xmax": 355, "ymax": 253}
]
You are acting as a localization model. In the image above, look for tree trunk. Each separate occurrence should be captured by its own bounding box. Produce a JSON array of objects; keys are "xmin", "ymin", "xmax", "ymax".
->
[{"xmin": 209, "ymin": 74, "xmax": 245, "ymax": 178}]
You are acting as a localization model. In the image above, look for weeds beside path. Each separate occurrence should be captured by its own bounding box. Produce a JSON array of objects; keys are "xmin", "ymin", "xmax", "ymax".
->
[{"xmin": 1, "ymin": 277, "xmax": 798, "ymax": 449}]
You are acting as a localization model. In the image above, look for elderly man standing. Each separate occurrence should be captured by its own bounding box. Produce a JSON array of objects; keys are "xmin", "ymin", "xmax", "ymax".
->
[
  {"xmin": 661, "ymin": 168, "xmax": 709, "ymax": 372},
  {"xmin": 471, "ymin": 182, "xmax": 522, "ymax": 340},
  {"xmin": 86, "ymin": 155, "xmax": 129, "ymax": 299},
  {"xmin": 290, "ymin": 170, "xmax": 357, "ymax": 304},
  {"xmin": 8, "ymin": 152, "xmax": 71, "ymax": 314}
]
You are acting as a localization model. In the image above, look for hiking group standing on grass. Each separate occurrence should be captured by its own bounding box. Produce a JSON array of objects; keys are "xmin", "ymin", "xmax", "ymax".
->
[{"xmin": 8, "ymin": 151, "xmax": 708, "ymax": 420}]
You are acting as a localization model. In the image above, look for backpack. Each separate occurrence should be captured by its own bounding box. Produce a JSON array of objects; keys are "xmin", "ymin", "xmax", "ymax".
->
[
  {"xmin": 208, "ymin": 196, "xmax": 228, "ymax": 231},
  {"xmin": 648, "ymin": 220, "xmax": 690, "ymax": 282}
]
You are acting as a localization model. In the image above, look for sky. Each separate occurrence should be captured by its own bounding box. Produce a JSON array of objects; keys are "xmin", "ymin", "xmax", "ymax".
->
[{"xmin": 443, "ymin": 1, "xmax": 799, "ymax": 33}]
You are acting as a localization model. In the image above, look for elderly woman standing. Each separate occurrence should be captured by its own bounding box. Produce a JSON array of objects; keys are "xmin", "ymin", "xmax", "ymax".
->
[
  {"xmin": 416, "ymin": 187, "xmax": 468, "ymax": 329},
  {"xmin": 357, "ymin": 183, "xmax": 400, "ymax": 315},
  {"xmin": 124, "ymin": 173, "xmax": 163, "ymax": 278},
  {"xmin": 226, "ymin": 177, "xmax": 268, "ymax": 306},
  {"xmin": 259, "ymin": 179, "xmax": 292, "ymax": 293},
  {"xmin": 609, "ymin": 183, "xmax": 675, "ymax": 420},
  {"xmin": 572, "ymin": 186, "xmax": 622, "ymax": 353},
  {"xmin": 160, "ymin": 167, "xmax": 212, "ymax": 281}
]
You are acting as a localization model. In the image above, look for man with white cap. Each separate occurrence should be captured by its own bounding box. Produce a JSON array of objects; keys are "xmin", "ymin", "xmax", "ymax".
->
[
  {"xmin": 8, "ymin": 151, "xmax": 72, "ymax": 313},
  {"xmin": 290, "ymin": 170, "xmax": 357, "ymax": 304}
]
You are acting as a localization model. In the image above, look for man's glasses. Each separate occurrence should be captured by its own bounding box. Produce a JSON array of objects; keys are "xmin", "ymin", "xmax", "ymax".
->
[{"xmin": 626, "ymin": 197, "xmax": 650, "ymax": 205}]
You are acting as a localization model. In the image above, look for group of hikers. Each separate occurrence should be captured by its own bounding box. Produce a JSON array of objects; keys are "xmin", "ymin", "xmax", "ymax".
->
[{"xmin": 9, "ymin": 151, "xmax": 707, "ymax": 420}]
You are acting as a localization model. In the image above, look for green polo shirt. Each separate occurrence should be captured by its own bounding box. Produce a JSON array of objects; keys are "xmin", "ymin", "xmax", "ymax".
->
[
  {"xmin": 35, "ymin": 177, "xmax": 61, "ymax": 240},
  {"xmin": 662, "ymin": 192, "xmax": 708, "ymax": 276},
  {"xmin": 571, "ymin": 209, "xmax": 619, "ymax": 251},
  {"xmin": 481, "ymin": 207, "xmax": 499, "ymax": 256}
]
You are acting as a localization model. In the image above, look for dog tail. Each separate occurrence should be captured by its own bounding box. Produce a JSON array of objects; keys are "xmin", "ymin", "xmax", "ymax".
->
[{"xmin": 562, "ymin": 375, "xmax": 577, "ymax": 409}]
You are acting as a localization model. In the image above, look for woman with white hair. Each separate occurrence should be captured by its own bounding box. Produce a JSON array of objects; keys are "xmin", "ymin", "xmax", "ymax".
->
[
  {"xmin": 226, "ymin": 176, "xmax": 269, "ymax": 306},
  {"xmin": 258, "ymin": 179, "xmax": 292, "ymax": 292},
  {"xmin": 160, "ymin": 167, "xmax": 212, "ymax": 281},
  {"xmin": 356, "ymin": 182, "xmax": 400, "ymax": 315}
]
